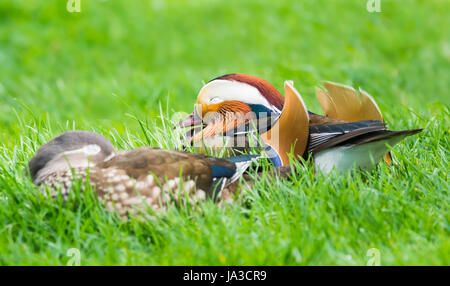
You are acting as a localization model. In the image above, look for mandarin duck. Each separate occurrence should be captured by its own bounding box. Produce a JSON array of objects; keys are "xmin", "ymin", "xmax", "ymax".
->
[
  {"xmin": 28, "ymin": 131, "xmax": 260, "ymax": 216},
  {"xmin": 177, "ymin": 73, "xmax": 422, "ymax": 173}
]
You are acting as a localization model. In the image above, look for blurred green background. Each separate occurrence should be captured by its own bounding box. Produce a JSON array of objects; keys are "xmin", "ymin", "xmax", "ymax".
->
[
  {"xmin": 0, "ymin": 0, "xmax": 449, "ymax": 266},
  {"xmin": 0, "ymin": 0, "xmax": 448, "ymax": 145}
]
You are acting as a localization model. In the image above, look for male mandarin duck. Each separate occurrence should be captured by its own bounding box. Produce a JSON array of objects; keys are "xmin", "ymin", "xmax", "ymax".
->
[
  {"xmin": 28, "ymin": 131, "xmax": 260, "ymax": 216},
  {"xmin": 177, "ymin": 73, "xmax": 422, "ymax": 173}
]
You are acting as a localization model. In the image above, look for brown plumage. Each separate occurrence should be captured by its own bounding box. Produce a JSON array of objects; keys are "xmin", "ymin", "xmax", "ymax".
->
[
  {"xmin": 30, "ymin": 131, "xmax": 259, "ymax": 216},
  {"xmin": 309, "ymin": 113, "xmax": 346, "ymax": 126}
]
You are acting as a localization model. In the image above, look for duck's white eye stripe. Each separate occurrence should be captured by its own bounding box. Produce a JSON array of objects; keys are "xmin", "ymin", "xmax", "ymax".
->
[
  {"xmin": 64, "ymin": 144, "xmax": 101, "ymax": 156},
  {"xmin": 209, "ymin": 97, "xmax": 223, "ymax": 104},
  {"xmin": 84, "ymin": 144, "xmax": 101, "ymax": 155}
]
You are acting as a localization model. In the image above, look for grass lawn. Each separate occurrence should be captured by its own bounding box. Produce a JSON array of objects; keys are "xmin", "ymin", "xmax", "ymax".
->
[{"xmin": 0, "ymin": 0, "xmax": 448, "ymax": 265}]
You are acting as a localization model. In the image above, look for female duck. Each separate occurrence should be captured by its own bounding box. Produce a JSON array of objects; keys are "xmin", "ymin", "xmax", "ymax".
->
[{"xmin": 29, "ymin": 131, "xmax": 259, "ymax": 216}]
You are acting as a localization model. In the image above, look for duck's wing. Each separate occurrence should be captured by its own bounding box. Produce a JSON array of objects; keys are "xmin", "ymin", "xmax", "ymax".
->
[
  {"xmin": 308, "ymin": 118, "xmax": 422, "ymax": 165},
  {"xmin": 308, "ymin": 120, "xmax": 386, "ymax": 154},
  {"xmin": 315, "ymin": 81, "xmax": 383, "ymax": 122},
  {"xmin": 314, "ymin": 81, "xmax": 397, "ymax": 164},
  {"xmin": 91, "ymin": 147, "xmax": 257, "ymax": 215}
]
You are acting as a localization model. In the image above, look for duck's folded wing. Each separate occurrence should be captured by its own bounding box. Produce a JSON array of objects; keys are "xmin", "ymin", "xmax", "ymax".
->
[
  {"xmin": 220, "ymin": 154, "xmax": 260, "ymax": 185},
  {"xmin": 308, "ymin": 120, "xmax": 386, "ymax": 154},
  {"xmin": 97, "ymin": 147, "xmax": 257, "ymax": 201}
]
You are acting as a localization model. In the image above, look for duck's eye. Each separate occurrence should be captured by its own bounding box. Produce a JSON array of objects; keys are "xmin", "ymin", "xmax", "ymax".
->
[{"xmin": 209, "ymin": 97, "xmax": 223, "ymax": 104}]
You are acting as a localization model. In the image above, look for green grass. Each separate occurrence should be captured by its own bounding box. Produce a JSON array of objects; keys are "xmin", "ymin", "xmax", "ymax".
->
[{"xmin": 0, "ymin": 0, "xmax": 449, "ymax": 265}]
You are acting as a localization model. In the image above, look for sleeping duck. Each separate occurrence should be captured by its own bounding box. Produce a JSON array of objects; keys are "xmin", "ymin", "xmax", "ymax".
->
[
  {"xmin": 28, "ymin": 131, "xmax": 260, "ymax": 216},
  {"xmin": 177, "ymin": 73, "xmax": 422, "ymax": 173}
]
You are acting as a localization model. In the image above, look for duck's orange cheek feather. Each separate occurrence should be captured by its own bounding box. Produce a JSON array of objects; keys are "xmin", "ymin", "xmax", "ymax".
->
[
  {"xmin": 218, "ymin": 101, "xmax": 251, "ymax": 114},
  {"xmin": 198, "ymin": 102, "xmax": 221, "ymax": 117},
  {"xmin": 192, "ymin": 101, "xmax": 253, "ymax": 143}
]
